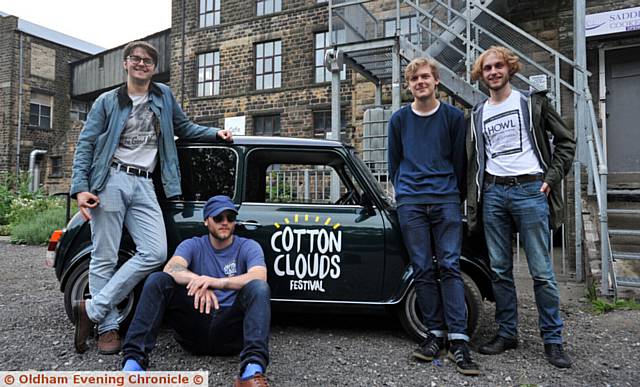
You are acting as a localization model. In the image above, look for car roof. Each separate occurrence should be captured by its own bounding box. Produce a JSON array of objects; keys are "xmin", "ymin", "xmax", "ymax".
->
[{"xmin": 177, "ymin": 135, "xmax": 348, "ymax": 149}]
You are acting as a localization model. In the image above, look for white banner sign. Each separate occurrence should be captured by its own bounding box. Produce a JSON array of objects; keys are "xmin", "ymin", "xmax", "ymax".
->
[{"xmin": 586, "ymin": 7, "xmax": 640, "ymax": 37}]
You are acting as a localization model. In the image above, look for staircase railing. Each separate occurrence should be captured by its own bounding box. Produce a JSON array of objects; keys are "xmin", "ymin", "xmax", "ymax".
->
[{"xmin": 328, "ymin": 0, "xmax": 613, "ymax": 291}]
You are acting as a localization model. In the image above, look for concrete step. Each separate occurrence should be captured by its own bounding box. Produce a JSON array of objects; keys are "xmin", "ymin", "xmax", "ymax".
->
[
  {"xmin": 610, "ymin": 229, "xmax": 640, "ymax": 237},
  {"xmin": 612, "ymin": 251, "xmax": 640, "ymax": 261},
  {"xmin": 617, "ymin": 276, "xmax": 640, "ymax": 288},
  {"xmin": 608, "ymin": 190, "xmax": 640, "ymax": 202},
  {"xmin": 608, "ymin": 209, "xmax": 640, "ymax": 215}
]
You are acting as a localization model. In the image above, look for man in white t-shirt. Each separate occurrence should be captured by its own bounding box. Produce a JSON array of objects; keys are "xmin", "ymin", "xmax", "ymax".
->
[
  {"xmin": 70, "ymin": 41, "xmax": 233, "ymax": 355},
  {"xmin": 466, "ymin": 46, "xmax": 575, "ymax": 368}
]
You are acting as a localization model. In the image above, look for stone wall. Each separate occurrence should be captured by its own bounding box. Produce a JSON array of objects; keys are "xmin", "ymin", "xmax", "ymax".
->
[
  {"xmin": 0, "ymin": 14, "xmax": 89, "ymax": 192},
  {"xmin": 170, "ymin": 0, "xmax": 356, "ymax": 143}
]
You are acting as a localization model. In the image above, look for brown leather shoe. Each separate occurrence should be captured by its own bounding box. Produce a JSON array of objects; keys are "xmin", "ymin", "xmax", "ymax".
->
[
  {"xmin": 98, "ymin": 330, "xmax": 121, "ymax": 355},
  {"xmin": 233, "ymin": 373, "xmax": 269, "ymax": 387},
  {"xmin": 72, "ymin": 300, "xmax": 94, "ymax": 353}
]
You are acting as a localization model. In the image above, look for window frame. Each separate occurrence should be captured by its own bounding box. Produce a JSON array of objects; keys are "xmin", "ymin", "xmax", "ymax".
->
[
  {"xmin": 199, "ymin": 0, "xmax": 221, "ymax": 28},
  {"xmin": 243, "ymin": 148, "xmax": 365, "ymax": 206},
  {"xmin": 255, "ymin": 40, "xmax": 282, "ymax": 90},
  {"xmin": 49, "ymin": 156, "xmax": 63, "ymax": 178},
  {"xmin": 29, "ymin": 92, "xmax": 53, "ymax": 129},
  {"xmin": 256, "ymin": 0, "xmax": 282, "ymax": 16},
  {"xmin": 253, "ymin": 114, "xmax": 281, "ymax": 136},
  {"xmin": 174, "ymin": 145, "xmax": 239, "ymax": 202},
  {"xmin": 384, "ymin": 15, "xmax": 420, "ymax": 45},
  {"xmin": 196, "ymin": 51, "xmax": 221, "ymax": 97},
  {"xmin": 312, "ymin": 110, "xmax": 346, "ymax": 139},
  {"xmin": 314, "ymin": 30, "xmax": 346, "ymax": 83},
  {"xmin": 70, "ymin": 100, "xmax": 88, "ymax": 121}
]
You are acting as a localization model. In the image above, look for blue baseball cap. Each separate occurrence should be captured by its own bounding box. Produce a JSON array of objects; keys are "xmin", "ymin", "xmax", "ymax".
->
[{"xmin": 203, "ymin": 195, "xmax": 237, "ymax": 220}]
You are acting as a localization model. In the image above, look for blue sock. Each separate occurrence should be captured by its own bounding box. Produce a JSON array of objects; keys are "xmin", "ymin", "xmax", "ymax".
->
[
  {"xmin": 123, "ymin": 358, "xmax": 144, "ymax": 372},
  {"xmin": 241, "ymin": 363, "xmax": 263, "ymax": 379}
]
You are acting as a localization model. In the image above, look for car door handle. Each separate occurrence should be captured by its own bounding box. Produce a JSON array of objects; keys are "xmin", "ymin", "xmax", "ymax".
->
[{"xmin": 237, "ymin": 220, "xmax": 262, "ymax": 231}]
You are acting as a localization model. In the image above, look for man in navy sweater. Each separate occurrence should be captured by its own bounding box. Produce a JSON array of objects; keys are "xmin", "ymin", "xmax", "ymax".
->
[{"xmin": 388, "ymin": 58, "xmax": 479, "ymax": 376}]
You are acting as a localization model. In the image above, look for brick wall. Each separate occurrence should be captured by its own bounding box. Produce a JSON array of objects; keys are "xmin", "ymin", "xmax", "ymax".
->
[
  {"xmin": 0, "ymin": 15, "xmax": 89, "ymax": 192},
  {"xmin": 0, "ymin": 15, "xmax": 19, "ymax": 174},
  {"xmin": 170, "ymin": 0, "xmax": 355, "ymax": 144}
]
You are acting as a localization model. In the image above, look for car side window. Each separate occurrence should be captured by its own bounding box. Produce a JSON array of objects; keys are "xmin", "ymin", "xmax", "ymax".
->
[
  {"xmin": 178, "ymin": 147, "xmax": 237, "ymax": 201},
  {"xmin": 244, "ymin": 149, "xmax": 364, "ymax": 205}
]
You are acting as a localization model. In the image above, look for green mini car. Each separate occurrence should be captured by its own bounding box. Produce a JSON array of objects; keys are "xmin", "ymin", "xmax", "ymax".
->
[{"xmin": 49, "ymin": 136, "xmax": 494, "ymax": 341}]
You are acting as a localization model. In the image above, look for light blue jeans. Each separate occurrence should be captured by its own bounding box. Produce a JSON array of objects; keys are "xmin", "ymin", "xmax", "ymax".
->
[
  {"xmin": 482, "ymin": 180, "xmax": 564, "ymax": 344},
  {"xmin": 87, "ymin": 167, "xmax": 167, "ymax": 334}
]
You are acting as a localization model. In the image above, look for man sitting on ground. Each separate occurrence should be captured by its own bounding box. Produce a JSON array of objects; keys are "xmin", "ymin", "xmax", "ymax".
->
[{"xmin": 121, "ymin": 195, "xmax": 271, "ymax": 386}]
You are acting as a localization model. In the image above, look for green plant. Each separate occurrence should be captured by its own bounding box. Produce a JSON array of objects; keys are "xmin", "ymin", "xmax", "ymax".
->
[
  {"xmin": 10, "ymin": 204, "xmax": 68, "ymax": 245},
  {"xmin": 0, "ymin": 172, "xmax": 44, "ymax": 225},
  {"xmin": 591, "ymin": 297, "xmax": 640, "ymax": 314},
  {"xmin": 585, "ymin": 282, "xmax": 597, "ymax": 302}
]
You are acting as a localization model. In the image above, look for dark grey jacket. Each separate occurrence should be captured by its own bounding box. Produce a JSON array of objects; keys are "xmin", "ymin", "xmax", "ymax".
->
[{"xmin": 466, "ymin": 89, "xmax": 576, "ymax": 234}]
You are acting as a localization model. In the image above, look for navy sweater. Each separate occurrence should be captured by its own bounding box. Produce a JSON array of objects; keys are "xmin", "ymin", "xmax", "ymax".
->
[{"xmin": 387, "ymin": 102, "xmax": 466, "ymax": 205}]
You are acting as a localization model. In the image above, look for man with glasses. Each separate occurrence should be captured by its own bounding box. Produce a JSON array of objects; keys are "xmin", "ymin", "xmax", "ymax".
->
[
  {"xmin": 121, "ymin": 195, "xmax": 271, "ymax": 387},
  {"xmin": 70, "ymin": 41, "xmax": 233, "ymax": 355}
]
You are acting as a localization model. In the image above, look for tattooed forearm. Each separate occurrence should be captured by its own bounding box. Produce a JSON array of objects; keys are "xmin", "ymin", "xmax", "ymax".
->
[{"xmin": 167, "ymin": 263, "xmax": 188, "ymax": 273}]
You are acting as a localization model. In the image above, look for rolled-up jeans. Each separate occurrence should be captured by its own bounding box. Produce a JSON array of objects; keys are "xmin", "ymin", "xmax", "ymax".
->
[
  {"xmin": 87, "ymin": 167, "xmax": 167, "ymax": 334},
  {"xmin": 397, "ymin": 203, "xmax": 469, "ymax": 341},
  {"xmin": 482, "ymin": 179, "xmax": 564, "ymax": 344}
]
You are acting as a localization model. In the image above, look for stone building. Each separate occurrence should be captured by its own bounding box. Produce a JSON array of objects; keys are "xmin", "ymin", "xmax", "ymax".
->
[
  {"xmin": 4, "ymin": 1, "xmax": 640, "ymax": 291},
  {"xmin": 0, "ymin": 11, "xmax": 103, "ymax": 192},
  {"xmin": 169, "ymin": 0, "xmax": 355, "ymax": 142}
]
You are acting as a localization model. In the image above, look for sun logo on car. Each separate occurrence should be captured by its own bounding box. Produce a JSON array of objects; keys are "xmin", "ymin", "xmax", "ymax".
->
[{"xmin": 273, "ymin": 214, "xmax": 341, "ymax": 230}]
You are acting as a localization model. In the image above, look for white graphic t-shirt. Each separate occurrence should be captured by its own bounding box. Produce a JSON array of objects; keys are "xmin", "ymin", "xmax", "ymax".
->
[
  {"xmin": 482, "ymin": 90, "xmax": 543, "ymax": 176},
  {"xmin": 113, "ymin": 93, "xmax": 158, "ymax": 172}
]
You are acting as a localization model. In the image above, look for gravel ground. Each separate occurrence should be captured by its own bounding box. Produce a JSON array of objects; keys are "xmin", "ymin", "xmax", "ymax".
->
[{"xmin": 1, "ymin": 237, "xmax": 639, "ymax": 386}]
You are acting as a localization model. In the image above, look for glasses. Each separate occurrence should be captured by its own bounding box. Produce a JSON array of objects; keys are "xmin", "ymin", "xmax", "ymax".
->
[
  {"xmin": 127, "ymin": 55, "xmax": 155, "ymax": 66},
  {"xmin": 212, "ymin": 212, "xmax": 237, "ymax": 223}
]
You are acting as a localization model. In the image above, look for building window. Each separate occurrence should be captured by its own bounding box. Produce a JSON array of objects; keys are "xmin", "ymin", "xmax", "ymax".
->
[
  {"xmin": 257, "ymin": 0, "xmax": 281, "ymax": 16},
  {"xmin": 254, "ymin": 114, "xmax": 281, "ymax": 136},
  {"xmin": 70, "ymin": 100, "xmax": 88, "ymax": 121},
  {"xmin": 313, "ymin": 110, "xmax": 346, "ymax": 138},
  {"xmin": 199, "ymin": 0, "xmax": 221, "ymax": 27},
  {"xmin": 197, "ymin": 51, "xmax": 220, "ymax": 97},
  {"xmin": 29, "ymin": 93, "xmax": 52, "ymax": 128},
  {"xmin": 255, "ymin": 41, "xmax": 282, "ymax": 90},
  {"xmin": 384, "ymin": 16, "xmax": 419, "ymax": 45},
  {"xmin": 50, "ymin": 156, "xmax": 62, "ymax": 177},
  {"xmin": 315, "ymin": 30, "xmax": 346, "ymax": 83}
]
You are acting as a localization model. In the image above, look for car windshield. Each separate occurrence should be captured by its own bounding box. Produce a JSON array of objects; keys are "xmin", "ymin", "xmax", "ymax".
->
[{"xmin": 349, "ymin": 148, "xmax": 394, "ymax": 206}]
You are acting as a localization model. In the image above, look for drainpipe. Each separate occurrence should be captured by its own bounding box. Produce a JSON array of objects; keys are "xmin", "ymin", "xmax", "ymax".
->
[
  {"xmin": 28, "ymin": 150, "xmax": 47, "ymax": 192},
  {"xmin": 180, "ymin": 0, "xmax": 186, "ymax": 108},
  {"xmin": 16, "ymin": 32, "xmax": 24, "ymax": 179}
]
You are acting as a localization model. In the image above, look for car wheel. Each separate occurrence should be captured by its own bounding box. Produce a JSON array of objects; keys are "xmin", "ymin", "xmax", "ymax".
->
[
  {"xmin": 62, "ymin": 258, "xmax": 139, "ymax": 334},
  {"xmin": 398, "ymin": 271, "xmax": 484, "ymax": 342}
]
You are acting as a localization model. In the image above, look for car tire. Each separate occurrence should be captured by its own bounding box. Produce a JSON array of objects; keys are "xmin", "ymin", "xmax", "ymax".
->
[
  {"xmin": 62, "ymin": 258, "xmax": 140, "ymax": 335},
  {"xmin": 398, "ymin": 271, "xmax": 484, "ymax": 342}
]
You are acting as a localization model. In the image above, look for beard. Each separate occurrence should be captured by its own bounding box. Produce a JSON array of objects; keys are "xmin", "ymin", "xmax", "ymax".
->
[
  {"xmin": 486, "ymin": 75, "xmax": 509, "ymax": 91},
  {"xmin": 209, "ymin": 226, "xmax": 234, "ymax": 242}
]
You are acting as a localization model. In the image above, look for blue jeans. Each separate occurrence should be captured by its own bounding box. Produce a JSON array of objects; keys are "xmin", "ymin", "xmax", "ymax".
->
[
  {"xmin": 123, "ymin": 272, "xmax": 271, "ymax": 371},
  {"xmin": 86, "ymin": 167, "xmax": 167, "ymax": 334},
  {"xmin": 482, "ymin": 180, "xmax": 564, "ymax": 344},
  {"xmin": 397, "ymin": 203, "xmax": 468, "ymax": 341}
]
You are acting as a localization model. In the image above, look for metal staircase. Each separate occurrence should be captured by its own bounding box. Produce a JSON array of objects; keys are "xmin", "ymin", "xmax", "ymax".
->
[
  {"xmin": 607, "ymin": 191, "xmax": 640, "ymax": 290},
  {"xmin": 327, "ymin": 0, "xmax": 635, "ymax": 297}
]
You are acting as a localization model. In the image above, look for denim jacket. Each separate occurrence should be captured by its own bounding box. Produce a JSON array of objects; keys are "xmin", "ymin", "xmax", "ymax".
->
[
  {"xmin": 70, "ymin": 82, "xmax": 220, "ymax": 199},
  {"xmin": 466, "ymin": 89, "xmax": 575, "ymax": 233}
]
